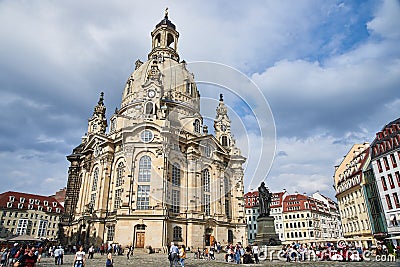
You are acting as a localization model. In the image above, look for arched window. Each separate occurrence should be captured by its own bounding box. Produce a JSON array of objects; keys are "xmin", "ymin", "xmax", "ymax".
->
[
  {"xmin": 116, "ymin": 162, "xmax": 124, "ymax": 187},
  {"xmin": 138, "ymin": 156, "xmax": 151, "ymax": 182},
  {"xmin": 172, "ymin": 163, "xmax": 181, "ymax": 186},
  {"xmin": 194, "ymin": 119, "xmax": 200, "ymax": 133},
  {"xmin": 154, "ymin": 33, "xmax": 161, "ymax": 47},
  {"xmin": 92, "ymin": 168, "xmax": 99, "ymax": 191},
  {"xmin": 173, "ymin": 226, "xmax": 182, "ymax": 241},
  {"xmin": 221, "ymin": 136, "xmax": 228, "ymax": 147},
  {"xmin": 145, "ymin": 102, "xmax": 154, "ymax": 115},
  {"xmin": 167, "ymin": 33, "xmax": 175, "ymax": 48},
  {"xmin": 202, "ymin": 169, "xmax": 210, "ymax": 192}
]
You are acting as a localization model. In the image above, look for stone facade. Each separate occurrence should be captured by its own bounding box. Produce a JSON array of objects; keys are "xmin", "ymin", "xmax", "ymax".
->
[
  {"xmin": 334, "ymin": 143, "xmax": 375, "ymax": 248},
  {"xmin": 0, "ymin": 191, "xmax": 63, "ymax": 240},
  {"xmin": 62, "ymin": 12, "xmax": 246, "ymax": 251}
]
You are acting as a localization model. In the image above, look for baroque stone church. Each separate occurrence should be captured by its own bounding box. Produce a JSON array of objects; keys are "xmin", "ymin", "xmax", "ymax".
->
[{"xmin": 62, "ymin": 11, "xmax": 246, "ymax": 250}]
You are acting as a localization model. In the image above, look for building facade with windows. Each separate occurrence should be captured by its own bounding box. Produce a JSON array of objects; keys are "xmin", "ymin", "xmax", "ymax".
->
[
  {"xmin": 244, "ymin": 191, "xmax": 259, "ymax": 244},
  {"xmin": 0, "ymin": 191, "xmax": 63, "ymax": 240},
  {"xmin": 270, "ymin": 191, "xmax": 288, "ymax": 242},
  {"xmin": 312, "ymin": 192, "xmax": 342, "ymax": 240},
  {"xmin": 370, "ymin": 118, "xmax": 400, "ymax": 246},
  {"xmin": 334, "ymin": 143, "xmax": 375, "ymax": 248},
  {"xmin": 63, "ymin": 12, "xmax": 246, "ymax": 250},
  {"xmin": 282, "ymin": 193, "xmax": 341, "ymax": 244}
]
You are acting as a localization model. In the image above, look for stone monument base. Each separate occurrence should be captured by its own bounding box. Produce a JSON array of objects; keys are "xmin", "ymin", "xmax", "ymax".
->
[{"xmin": 254, "ymin": 216, "xmax": 281, "ymax": 246}]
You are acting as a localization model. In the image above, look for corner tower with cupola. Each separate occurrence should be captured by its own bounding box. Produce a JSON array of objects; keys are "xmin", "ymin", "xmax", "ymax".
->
[{"xmin": 62, "ymin": 10, "xmax": 246, "ymax": 251}]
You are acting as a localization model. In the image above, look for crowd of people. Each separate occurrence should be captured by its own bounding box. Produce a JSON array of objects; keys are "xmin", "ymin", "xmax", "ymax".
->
[{"xmin": 0, "ymin": 243, "xmax": 42, "ymax": 267}]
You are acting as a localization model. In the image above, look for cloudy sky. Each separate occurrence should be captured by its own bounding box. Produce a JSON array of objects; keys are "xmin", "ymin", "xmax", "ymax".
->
[{"xmin": 0, "ymin": 0, "xmax": 399, "ymax": 199}]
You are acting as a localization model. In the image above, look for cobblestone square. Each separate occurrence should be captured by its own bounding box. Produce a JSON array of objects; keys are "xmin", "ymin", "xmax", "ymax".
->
[{"xmin": 35, "ymin": 252, "xmax": 397, "ymax": 267}]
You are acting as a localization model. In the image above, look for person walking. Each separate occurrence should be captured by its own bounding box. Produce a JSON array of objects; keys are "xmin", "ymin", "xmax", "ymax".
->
[
  {"xmin": 178, "ymin": 245, "xmax": 186, "ymax": 267},
  {"xmin": 252, "ymin": 243, "xmax": 260, "ymax": 264},
  {"xmin": 100, "ymin": 244, "xmax": 105, "ymax": 256},
  {"xmin": 88, "ymin": 246, "xmax": 94, "ymax": 259},
  {"xmin": 73, "ymin": 246, "xmax": 85, "ymax": 267},
  {"xmin": 53, "ymin": 246, "xmax": 60, "ymax": 265},
  {"xmin": 13, "ymin": 245, "xmax": 37, "ymax": 267},
  {"xmin": 106, "ymin": 252, "xmax": 113, "ymax": 267},
  {"xmin": 169, "ymin": 242, "xmax": 179, "ymax": 267}
]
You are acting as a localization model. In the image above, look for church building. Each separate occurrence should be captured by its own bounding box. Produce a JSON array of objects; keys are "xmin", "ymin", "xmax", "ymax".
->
[{"xmin": 62, "ymin": 11, "xmax": 247, "ymax": 250}]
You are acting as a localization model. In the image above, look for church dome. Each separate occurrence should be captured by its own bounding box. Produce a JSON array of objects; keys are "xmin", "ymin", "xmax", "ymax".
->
[{"xmin": 119, "ymin": 11, "xmax": 201, "ymax": 122}]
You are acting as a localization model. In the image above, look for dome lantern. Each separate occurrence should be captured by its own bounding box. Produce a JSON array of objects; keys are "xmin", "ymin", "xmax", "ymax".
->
[{"xmin": 148, "ymin": 8, "xmax": 180, "ymax": 62}]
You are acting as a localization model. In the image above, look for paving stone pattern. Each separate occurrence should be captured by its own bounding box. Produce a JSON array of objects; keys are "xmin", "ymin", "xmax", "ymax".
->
[{"xmin": 36, "ymin": 252, "xmax": 397, "ymax": 267}]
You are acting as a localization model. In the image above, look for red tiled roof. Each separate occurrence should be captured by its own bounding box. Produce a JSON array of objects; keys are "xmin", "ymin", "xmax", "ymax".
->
[
  {"xmin": 0, "ymin": 191, "xmax": 64, "ymax": 213},
  {"xmin": 270, "ymin": 191, "xmax": 286, "ymax": 208},
  {"xmin": 244, "ymin": 191, "xmax": 259, "ymax": 208}
]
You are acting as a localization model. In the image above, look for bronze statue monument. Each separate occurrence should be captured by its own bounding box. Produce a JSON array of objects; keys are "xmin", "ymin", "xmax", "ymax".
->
[
  {"xmin": 255, "ymin": 181, "xmax": 281, "ymax": 247},
  {"xmin": 258, "ymin": 182, "xmax": 272, "ymax": 217}
]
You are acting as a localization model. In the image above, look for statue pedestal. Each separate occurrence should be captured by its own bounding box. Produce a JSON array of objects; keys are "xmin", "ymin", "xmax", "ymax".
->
[
  {"xmin": 255, "ymin": 216, "xmax": 282, "ymax": 261},
  {"xmin": 255, "ymin": 216, "xmax": 281, "ymax": 246}
]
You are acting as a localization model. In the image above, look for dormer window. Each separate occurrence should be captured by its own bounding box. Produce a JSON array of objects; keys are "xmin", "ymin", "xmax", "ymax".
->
[
  {"xmin": 28, "ymin": 205, "xmax": 34, "ymax": 210},
  {"xmin": 47, "ymin": 207, "xmax": 52, "ymax": 212},
  {"xmin": 20, "ymin": 197, "xmax": 25, "ymax": 203},
  {"xmin": 18, "ymin": 203, "xmax": 23, "ymax": 209},
  {"xmin": 56, "ymin": 208, "xmax": 60, "ymax": 213},
  {"xmin": 35, "ymin": 199, "xmax": 40, "ymax": 205},
  {"xmin": 52, "ymin": 202, "xmax": 57, "ymax": 207},
  {"xmin": 9, "ymin": 196, "xmax": 15, "ymax": 202},
  {"xmin": 44, "ymin": 201, "xmax": 48, "ymax": 206},
  {"xmin": 7, "ymin": 202, "xmax": 13, "ymax": 208},
  {"xmin": 29, "ymin": 199, "xmax": 34, "ymax": 204},
  {"xmin": 38, "ymin": 206, "xmax": 43, "ymax": 211}
]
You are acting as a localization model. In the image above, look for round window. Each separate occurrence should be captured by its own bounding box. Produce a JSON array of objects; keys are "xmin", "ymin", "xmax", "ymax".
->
[{"xmin": 140, "ymin": 130, "xmax": 154, "ymax": 143}]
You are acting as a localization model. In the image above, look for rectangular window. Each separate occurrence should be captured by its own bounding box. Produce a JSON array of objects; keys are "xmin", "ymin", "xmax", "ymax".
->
[
  {"xmin": 171, "ymin": 189, "xmax": 180, "ymax": 213},
  {"xmin": 203, "ymin": 194, "xmax": 210, "ymax": 216},
  {"xmin": 137, "ymin": 185, "xmax": 150, "ymax": 210},
  {"xmin": 225, "ymin": 200, "xmax": 231, "ymax": 219},
  {"xmin": 37, "ymin": 220, "xmax": 48, "ymax": 237},
  {"xmin": 16, "ymin": 219, "xmax": 28, "ymax": 235},
  {"xmin": 388, "ymin": 174, "xmax": 395, "ymax": 189},
  {"xmin": 383, "ymin": 157, "xmax": 390, "ymax": 170},
  {"xmin": 377, "ymin": 160, "xmax": 383, "ymax": 173},
  {"xmin": 396, "ymin": 172, "xmax": 400, "ymax": 187},
  {"xmin": 385, "ymin": 194, "xmax": 393, "ymax": 210},
  {"xmin": 382, "ymin": 177, "xmax": 388, "ymax": 191},
  {"xmin": 390, "ymin": 154, "xmax": 397, "ymax": 168},
  {"xmin": 114, "ymin": 189, "xmax": 122, "ymax": 209},
  {"xmin": 393, "ymin": 193, "xmax": 400, "ymax": 208},
  {"xmin": 107, "ymin": 225, "xmax": 115, "ymax": 241}
]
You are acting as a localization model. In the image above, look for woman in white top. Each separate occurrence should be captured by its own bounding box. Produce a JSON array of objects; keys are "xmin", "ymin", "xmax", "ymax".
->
[{"xmin": 73, "ymin": 246, "xmax": 86, "ymax": 267}]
